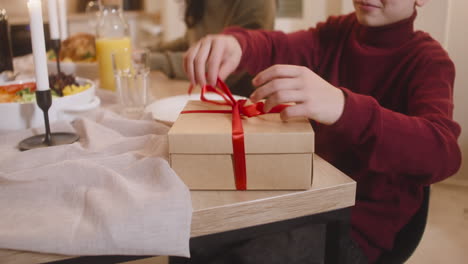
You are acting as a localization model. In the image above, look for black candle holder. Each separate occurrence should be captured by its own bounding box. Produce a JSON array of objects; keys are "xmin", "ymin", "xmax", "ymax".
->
[
  {"xmin": 18, "ymin": 90, "xmax": 79, "ymax": 151},
  {"xmin": 50, "ymin": 38, "xmax": 62, "ymax": 74}
]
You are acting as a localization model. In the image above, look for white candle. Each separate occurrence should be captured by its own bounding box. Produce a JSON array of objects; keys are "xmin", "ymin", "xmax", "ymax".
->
[
  {"xmin": 47, "ymin": 0, "xmax": 59, "ymax": 39},
  {"xmin": 27, "ymin": 0, "xmax": 50, "ymax": 91},
  {"xmin": 58, "ymin": 0, "xmax": 67, "ymax": 40}
]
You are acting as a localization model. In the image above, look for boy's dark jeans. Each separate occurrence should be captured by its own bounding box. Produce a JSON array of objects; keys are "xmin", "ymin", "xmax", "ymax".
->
[{"xmin": 171, "ymin": 223, "xmax": 368, "ymax": 264}]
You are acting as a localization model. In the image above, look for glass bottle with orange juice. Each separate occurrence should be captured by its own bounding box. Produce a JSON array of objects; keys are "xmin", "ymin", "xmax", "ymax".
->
[{"xmin": 96, "ymin": 1, "xmax": 130, "ymax": 91}]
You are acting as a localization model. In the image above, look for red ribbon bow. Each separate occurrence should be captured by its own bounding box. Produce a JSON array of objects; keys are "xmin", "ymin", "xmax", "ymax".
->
[{"xmin": 182, "ymin": 78, "xmax": 287, "ymax": 190}]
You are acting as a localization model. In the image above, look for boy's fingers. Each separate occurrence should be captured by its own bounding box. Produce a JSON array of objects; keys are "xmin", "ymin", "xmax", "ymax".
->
[
  {"xmin": 218, "ymin": 56, "xmax": 239, "ymax": 82},
  {"xmin": 250, "ymin": 78, "xmax": 300, "ymax": 103},
  {"xmin": 194, "ymin": 37, "xmax": 214, "ymax": 86},
  {"xmin": 253, "ymin": 65, "xmax": 302, "ymax": 87},
  {"xmin": 218, "ymin": 37, "xmax": 242, "ymax": 82},
  {"xmin": 184, "ymin": 42, "xmax": 201, "ymax": 84},
  {"xmin": 263, "ymin": 90, "xmax": 304, "ymax": 112},
  {"xmin": 280, "ymin": 104, "xmax": 309, "ymax": 121},
  {"xmin": 206, "ymin": 38, "xmax": 224, "ymax": 86}
]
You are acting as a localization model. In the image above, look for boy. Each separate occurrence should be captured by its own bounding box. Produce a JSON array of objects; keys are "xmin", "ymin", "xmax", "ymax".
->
[{"xmin": 183, "ymin": 0, "xmax": 462, "ymax": 262}]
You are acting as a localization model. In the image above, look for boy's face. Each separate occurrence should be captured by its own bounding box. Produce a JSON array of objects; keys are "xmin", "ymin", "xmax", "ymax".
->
[{"xmin": 353, "ymin": 0, "xmax": 428, "ymax": 27}]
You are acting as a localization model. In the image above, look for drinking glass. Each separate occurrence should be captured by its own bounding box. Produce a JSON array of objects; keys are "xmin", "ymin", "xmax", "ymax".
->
[{"xmin": 112, "ymin": 48, "xmax": 150, "ymax": 117}]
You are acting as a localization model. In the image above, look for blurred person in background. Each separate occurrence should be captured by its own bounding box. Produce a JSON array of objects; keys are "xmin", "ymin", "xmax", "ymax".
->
[{"xmin": 149, "ymin": 0, "xmax": 276, "ymax": 96}]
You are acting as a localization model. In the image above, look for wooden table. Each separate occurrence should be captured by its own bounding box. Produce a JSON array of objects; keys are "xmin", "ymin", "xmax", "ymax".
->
[{"xmin": 0, "ymin": 73, "xmax": 356, "ymax": 264}]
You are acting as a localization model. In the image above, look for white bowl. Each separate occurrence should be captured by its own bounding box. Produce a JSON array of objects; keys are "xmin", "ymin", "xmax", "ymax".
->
[
  {"xmin": 47, "ymin": 60, "xmax": 99, "ymax": 80},
  {"xmin": 0, "ymin": 77, "xmax": 100, "ymax": 131}
]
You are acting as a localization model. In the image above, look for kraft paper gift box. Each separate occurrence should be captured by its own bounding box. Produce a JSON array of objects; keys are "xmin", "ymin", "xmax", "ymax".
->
[{"xmin": 168, "ymin": 100, "xmax": 315, "ymax": 190}]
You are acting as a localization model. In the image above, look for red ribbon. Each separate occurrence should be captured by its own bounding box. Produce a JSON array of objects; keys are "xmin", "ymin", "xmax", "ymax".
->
[{"xmin": 182, "ymin": 78, "xmax": 287, "ymax": 190}]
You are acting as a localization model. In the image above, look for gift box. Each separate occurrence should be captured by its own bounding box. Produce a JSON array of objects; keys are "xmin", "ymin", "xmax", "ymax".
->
[{"xmin": 168, "ymin": 99, "xmax": 315, "ymax": 190}]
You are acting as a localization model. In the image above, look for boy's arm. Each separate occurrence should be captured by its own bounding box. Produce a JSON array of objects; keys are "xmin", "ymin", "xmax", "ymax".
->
[
  {"xmin": 328, "ymin": 55, "xmax": 461, "ymax": 184},
  {"xmin": 223, "ymin": 28, "xmax": 321, "ymax": 76},
  {"xmin": 224, "ymin": 15, "xmax": 346, "ymax": 76}
]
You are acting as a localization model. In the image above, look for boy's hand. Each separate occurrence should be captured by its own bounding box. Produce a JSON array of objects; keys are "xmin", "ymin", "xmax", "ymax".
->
[
  {"xmin": 250, "ymin": 65, "xmax": 345, "ymax": 125},
  {"xmin": 184, "ymin": 35, "xmax": 242, "ymax": 87}
]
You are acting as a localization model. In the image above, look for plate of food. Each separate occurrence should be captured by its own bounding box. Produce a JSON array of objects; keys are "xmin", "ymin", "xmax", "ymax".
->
[
  {"xmin": 47, "ymin": 33, "xmax": 98, "ymax": 79},
  {"xmin": 146, "ymin": 93, "xmax": 246, "ymax": 125},
  {"xmin": 0, "ymin": 73, "xmax": 100, "ymax": 131}
]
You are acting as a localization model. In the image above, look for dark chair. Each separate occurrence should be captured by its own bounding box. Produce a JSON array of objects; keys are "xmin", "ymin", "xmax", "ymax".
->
[{"xmin": 377, "ymin": 186, "xmax": 431, "ymax": 264}]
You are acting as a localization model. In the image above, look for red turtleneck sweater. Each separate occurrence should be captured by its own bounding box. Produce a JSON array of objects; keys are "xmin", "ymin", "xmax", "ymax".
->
[{"xmin": 225, "ymin": 13, "xmax": 461, "ymax": 262}]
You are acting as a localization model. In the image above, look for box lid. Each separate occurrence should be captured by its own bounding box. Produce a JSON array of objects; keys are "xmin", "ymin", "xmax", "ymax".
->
[{"xmin": 168, "ymin": 100, "xmax": 314, "ymax": 154}]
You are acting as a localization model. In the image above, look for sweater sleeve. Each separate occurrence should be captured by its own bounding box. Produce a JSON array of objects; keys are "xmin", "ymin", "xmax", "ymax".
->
[
  {"xmin": 224, "ymin": 28, "xmax": 319, "ymax": 75},
  {"xmin": 329, "ymin": 51, "xmax": 461, "ymax": 184},
  {"xmin": 224, "ymin": 15, "xmax": 345, "ymax": 75}
]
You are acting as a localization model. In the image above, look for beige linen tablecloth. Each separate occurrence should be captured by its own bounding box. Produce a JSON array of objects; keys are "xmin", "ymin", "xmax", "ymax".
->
[{"xmin": 0, "ymin": 90, "xmax": 192, "ymax": 257}]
